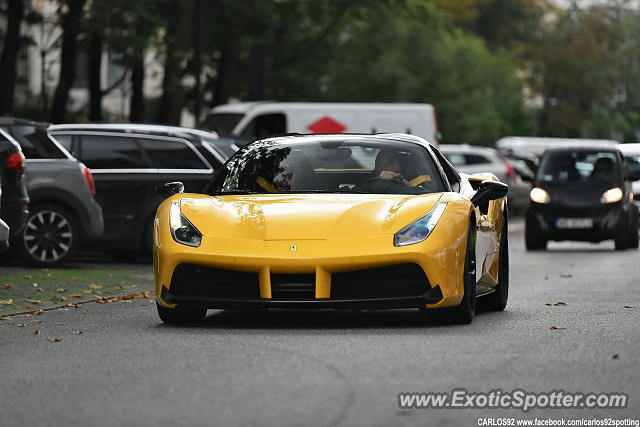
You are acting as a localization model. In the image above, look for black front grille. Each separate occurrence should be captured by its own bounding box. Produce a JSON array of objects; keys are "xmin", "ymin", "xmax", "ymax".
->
[
  {"xmin": 271, "ymin": 274, "xmax": 315, "ymax": 299},
  {"xmin": 170, "ymin": 264, "xmax": 260, "ymax": 299},
  {"xmin": 331, "ymin": 263, "xmax": 429, "ymax": 299}
]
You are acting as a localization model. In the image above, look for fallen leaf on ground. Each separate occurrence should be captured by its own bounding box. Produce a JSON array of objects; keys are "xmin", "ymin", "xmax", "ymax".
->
[
  {"xmin": 3, "ymin": 283, "xmax": 12, "ymax": 289},
  {"xmin": 623, "ymin": 305, "xmax": 636, "ymax": 309},
  {"xmin": 32, "ymin": 319, "xmax": 42, "ymax": 323},
  {"xmin": 560, "ymin": 273, "xmax": 573, "ymax": 278},
  {"xmin": 47, "ymin": 338, "xmax": 62, "ymax": 342},
  {"xmin": 33, "ymin": 329, "xmax": 40, "ymax": 335},
  {"xmin": 71, "ymin": 330, "xmax": 82, "ymax": 335},
  {"xmin": 9, "ymin": 322, "xmax": 26, "ymax": 327},
  {"xmin": 22, "ymin": 305, "xmax": 34, "ymax": 309},
  {"xmin": 89, "ymin": 284, "xmax": 102, "ymax": 289},
  {"xmin": 55, "ymin": 288, "xmax": 66, "ymax": 293},
  {"xmin": 70, "ymin": 277, "xmax": 79, "ymax": 281},
  {"xmin": 26, "ymin": 299, "xmax": 42, "ymax": 305},
  {"xmin": 545, "ymin": 301, "xmax": 568, "ymax": 306},
  {"xmin": 34, "ymin": 310, "xmax": 44, "ymax": 316},
  {"xmin": 612, "ymin": 354, "xmax": 620, "ymax": 359},
  {"xmin": 549, "ymin": 326, "xmax": 567, "ymax": 330},
  {"xmin": 71, "ymin": 293, "xmax": 84, "ymax": 298},
  {"xmin": 0, "ymin": 299, "xmax": 13, "ymax": 305},
  {"xmin": 56, "ymin": 322, "xmax": 63, "ymax": 325},
  {"xmin": 24, "ymin": 275, "xmax": 32, "ymax": 279},
  {"xmin": 36, "ymin": 288, "xmax": 43, "ymax": 293}
]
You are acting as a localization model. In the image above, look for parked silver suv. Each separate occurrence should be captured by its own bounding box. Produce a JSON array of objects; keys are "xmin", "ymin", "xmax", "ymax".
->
[{"xmin": 0, "ymin": 118, "xmax": 104, "ymax": 267}]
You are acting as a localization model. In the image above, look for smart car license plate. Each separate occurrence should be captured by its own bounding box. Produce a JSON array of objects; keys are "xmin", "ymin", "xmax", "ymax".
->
[{"xmin": 555, "ymin": 218, "xmax": 594, "ymax": 229}]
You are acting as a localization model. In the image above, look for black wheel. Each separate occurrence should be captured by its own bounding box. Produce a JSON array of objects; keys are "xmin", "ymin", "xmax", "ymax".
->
[
  {"xmin": 157, "ymin": 302, "xmax": 207, "ymax": 324},
  {"xmin": 614, "ymin": 221, "xmax": 629, "ymax": 251},
  {"xmin": 479, "ymin": 216, "xmax": 509, "ymax": 311},
  {"xmin": 525, "ymin": 225, "xmax": 547, "ymax": 250},
  {"xmin": 429, "ymin": 220, "xmax": 476, "ymax": 324},
  {"xmin": 628, "ymin": 207, "xmax": 639, "ymax": 249},
  {"xmin": 13, "ymin": 204, "xmax": 78, "ymax": 267}
]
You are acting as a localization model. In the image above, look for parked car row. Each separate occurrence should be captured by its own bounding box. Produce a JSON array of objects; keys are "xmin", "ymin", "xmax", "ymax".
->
[{"xmin": 0, "ymin": 119, "xmax": 231, "ymax": 266}]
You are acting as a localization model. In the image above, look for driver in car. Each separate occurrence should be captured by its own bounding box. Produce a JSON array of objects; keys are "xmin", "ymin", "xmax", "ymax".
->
[{"xmin": 356, "ymin": 149, "xmax": 424, "ymax": 194}]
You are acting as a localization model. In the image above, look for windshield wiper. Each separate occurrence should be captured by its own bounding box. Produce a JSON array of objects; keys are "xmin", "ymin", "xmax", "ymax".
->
[{"xmin": 284, "ymin": 189, "xmax": 368, "ymax": 194}]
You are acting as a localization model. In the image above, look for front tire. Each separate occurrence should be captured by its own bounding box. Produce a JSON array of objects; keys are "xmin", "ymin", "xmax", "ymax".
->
[
  {"xmin": 479, "ymin": 216, "xmax": 509, "ymax": 311},
  {"xmin": 614, "ymin": 221, "xmax": 629, "ymax": 251},
  {"xmin": 628, "ymin": 207, "xmax": 639, "ymax": 249},
  {"xmin": 13, "ymin": 204, "xmax": 79, "ymax": 267},
  {"xmin": 525, "ymin": 225, "xmax": 547, "ymax": 251},
  {"xmin": 433, "ymin": 220, "xmax": 477, "ymax": 324},
  {"xmin": 157, "ymin": 302, "xmax": 207, "ymax": 323}
]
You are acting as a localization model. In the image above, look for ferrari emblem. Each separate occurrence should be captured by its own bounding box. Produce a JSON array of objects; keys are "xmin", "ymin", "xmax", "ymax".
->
[{"xmin": 290, "ymin": 244, "xmax": 297, "ymax": 252}]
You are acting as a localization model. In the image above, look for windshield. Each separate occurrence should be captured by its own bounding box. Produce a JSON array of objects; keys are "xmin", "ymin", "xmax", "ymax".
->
[
  {"xmin": 209, "ymin": 137, "xmax": 445, "ymax": 195},
  {"xmin": 199, "ymin": 113, "xmax": 244, "ymax": 137},
  {"xmin": 537, "ymin": 150, "xmax": 621, "ymax": 186}
]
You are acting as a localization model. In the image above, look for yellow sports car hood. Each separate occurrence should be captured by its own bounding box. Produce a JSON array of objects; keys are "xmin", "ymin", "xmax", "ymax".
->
[{"xmin": 179, "ymin": 193, "xmax": 443, "ymax": 241}]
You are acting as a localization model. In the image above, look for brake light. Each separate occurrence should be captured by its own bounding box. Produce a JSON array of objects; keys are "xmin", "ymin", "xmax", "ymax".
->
[
  {"xmin": 81, "ymin": 164, "xmax": 96, "ymax": 195},
  {"xmin": 498, "ymin": 155, "xmax": 515, "ymax": 180},
  {"xmin": 6, "ymin": 152, "xmax": 25, "ymax": 175}
]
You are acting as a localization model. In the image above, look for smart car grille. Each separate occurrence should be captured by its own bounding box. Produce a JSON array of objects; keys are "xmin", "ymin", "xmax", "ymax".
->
[
  {"xmin": 170, "ymin": 264, "xmax": 260, "ymax": 299},
  {"xmin": 271, "ymin": 274, "xmax": 315, "ymax": 300},
  {"xmin": 331, "ymin": 263, "xmax": 429, "ymax": 299}
]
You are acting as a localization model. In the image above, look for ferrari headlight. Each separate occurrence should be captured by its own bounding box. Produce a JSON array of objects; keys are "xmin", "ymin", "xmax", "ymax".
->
[
  {"xmin": 394, "ymin": 202, "xmax": 447, "ymax": 247},
  {"xmin": 601, "ymin": 187, "xmax": 623, "ymax": 203},
  {"xmin": 169, "ymin": 201, "xmax": 202, "ymax": 247},
  {"xmin": 530, "ymin": 187, "xmax": 550, "ymax": 204}
]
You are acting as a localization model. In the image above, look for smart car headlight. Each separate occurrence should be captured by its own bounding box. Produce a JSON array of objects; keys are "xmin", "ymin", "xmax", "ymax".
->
[
  {"xmin": 169, "ymin": 201, "xmax": 202, "ymax": 247},
  {"xmin": 394, "ymin": 202, "xmax": 447, "ymax": 247},
  {"xmin": 601, "ymin": 187, "xmax": 623, "ymax": 203},
  {"xmin": 530, "ymin": 187, "xmax": 550, "ymax": 204}
]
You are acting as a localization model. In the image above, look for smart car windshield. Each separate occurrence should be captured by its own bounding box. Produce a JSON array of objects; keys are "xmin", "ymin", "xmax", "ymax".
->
[
  {"xmin": 537, "ymin": 150, "xmax": 621, "ymax": 186},
  {"xmin": 208, "ymin": 137, "xmax": 446, "ymax": 195}
]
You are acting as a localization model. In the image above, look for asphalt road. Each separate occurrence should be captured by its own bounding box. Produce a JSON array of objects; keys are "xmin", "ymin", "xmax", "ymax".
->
[{"xmin": 1, "ymin": 222, "xmax": 639, "ymax": 427}]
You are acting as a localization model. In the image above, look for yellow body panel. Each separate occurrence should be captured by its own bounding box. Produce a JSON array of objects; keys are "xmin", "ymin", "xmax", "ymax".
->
[{"xmin": 154, "ymin": 186, "xmax": 507, "ymax": 310}]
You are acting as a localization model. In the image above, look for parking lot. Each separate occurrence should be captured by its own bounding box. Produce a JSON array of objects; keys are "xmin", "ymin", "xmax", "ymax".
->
[{"xmin": 1, "ymin": 221, "xmax": 639, "ymax": 426}]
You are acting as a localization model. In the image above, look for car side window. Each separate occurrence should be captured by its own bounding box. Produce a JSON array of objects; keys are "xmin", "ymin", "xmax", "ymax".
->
[
  {"xmin": 239, "ymin": 113, "xmax": 287, "ymax": 140},
  {"xmin": 431, "ymin": 146, "xmax": 461, "ymax": 192},
  {"xmin": 79, "ymin": 135, "xmax": 149, "ymax": 169},
  {"xmin": 51, "ymin": 134, "xmax": 72, "ymax": 152},
  {"xmin": 139, "ymin": 138, "xmax": 209, "ymax": 170}
]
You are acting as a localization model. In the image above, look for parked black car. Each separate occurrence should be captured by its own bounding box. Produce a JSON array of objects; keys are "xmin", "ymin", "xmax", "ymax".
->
[
  {"xmin": 0, "ymin": 118, "xmax": 103, "ymax": 266},
  {"xmin": 49, "ymin": 124, "xmax": 231, "ymax": 260},
  {"xmin": 526, "ymin": 144, "xmax": 640, "ymax": 250},
  {"xmin": 0, "ymin": 127, "xmax": 29, "ymax": 242}
]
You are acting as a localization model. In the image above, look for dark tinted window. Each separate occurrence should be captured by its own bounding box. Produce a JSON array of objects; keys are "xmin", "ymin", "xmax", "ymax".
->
[
  {"xmin": 4, "ymin": 125, "xmax": 67, "ymax": 159},
  {"xmin": 139, "ymin": 138, "xmax": 207, "ymax": 169},
  {"xmin": 51, "ymin": 134, "xmax": 72, "ymax": 152},
  {"xmin": 240, "ymin": 113, "xmax": 287, "ymax": 139},
  {"xmin": 199, "ymin": 113, "xmax": 244, "ymax": 137},
  {"xmin": 537, "ymin": 150, "xmax": 620, "ymax": 184},
  {"xmin": 79, "ymin": 135, "xmax": 149, "ymax": 169},
  {"xmin": 464, "ymin": 154, "xmax": 491, "ymax": 165}
]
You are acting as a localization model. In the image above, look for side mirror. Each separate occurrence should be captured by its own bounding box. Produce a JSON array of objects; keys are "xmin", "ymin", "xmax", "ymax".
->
[
  {"xmin": 156, "ymin": 181, "xmax": 184, "ymax": 199},
  {"xmin": 471, "ymin": 180, "xmax": 509, "ymax": 207}
]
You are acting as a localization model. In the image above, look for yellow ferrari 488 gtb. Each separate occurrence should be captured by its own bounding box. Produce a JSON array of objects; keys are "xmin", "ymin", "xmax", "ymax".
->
[{"xmin": 153, "ymin": 134, "xmax": 509, "ymax": 324}]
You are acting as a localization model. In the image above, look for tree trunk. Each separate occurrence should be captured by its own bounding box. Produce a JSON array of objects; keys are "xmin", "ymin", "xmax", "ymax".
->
[
  {"xmin": 211, "ymin": 29, "xmax": 234, "ymax": 108},
  {"xmin": 88, "ymin": 29, "xmax": 103, "ymax": 121},
  {"xmin": 50, "ymin": 0, "xmax": 86, "ymax": 123},
  {"xmin": 0, "ymin": 0, "xmax": 25, "ymax": 115},
  {"xmin": 129, "ymin": 54, "xmax": 145, "ymax": 122},
  {"xmin": 160, "ymin": 0, "xmax": 192, "ymax": 125}
]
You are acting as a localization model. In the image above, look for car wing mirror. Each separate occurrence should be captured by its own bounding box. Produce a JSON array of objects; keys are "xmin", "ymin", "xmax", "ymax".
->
[
  {"xmin": 470, "ymin": 180, "xmax": 509, "ymax": 207},
  {"xmin": 156, "ymin": 181, "xmax": 184, "ymax": 199}
]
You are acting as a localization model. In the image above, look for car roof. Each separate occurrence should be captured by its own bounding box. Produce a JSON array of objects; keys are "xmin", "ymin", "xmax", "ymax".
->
[
  {"xmin": 0, "ymin": 117, "xmax": 49, "ymax": 127},
  {"xmin": 497, "ymin": 136, "xmax": 619, "ymax": 156},
  {"xmin": 618, "ymin": 143, "xmax": 640, "ymax": 155},
  {"xmin": 438, "ymin": 144, "xmax": 497, "ymax": 154},
  {"xmin": 256, "ymin": 133, "xmax": 435, "ymax": 151},
  {"xmin": 49, "ymin": 123, "xmax": 219, "ymax": 140}
]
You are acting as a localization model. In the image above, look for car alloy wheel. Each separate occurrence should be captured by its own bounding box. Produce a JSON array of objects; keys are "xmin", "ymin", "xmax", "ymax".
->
[{"xmin": 23, "ymin": 210, "xmax": 74, "ymax": 264}]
